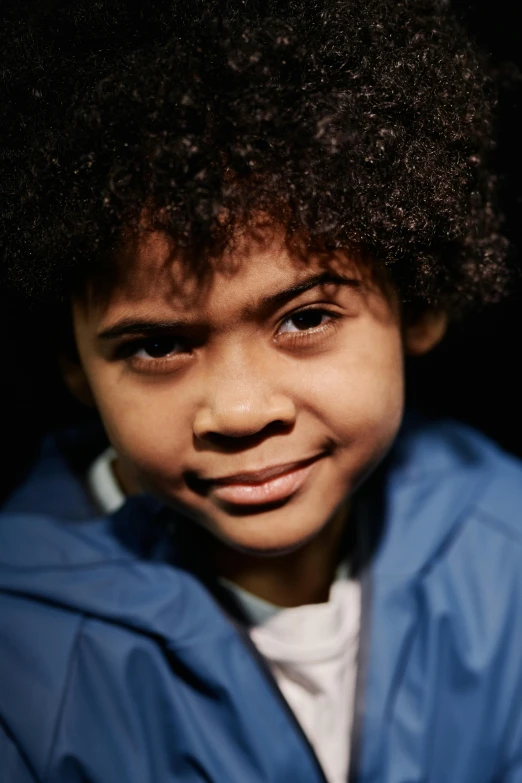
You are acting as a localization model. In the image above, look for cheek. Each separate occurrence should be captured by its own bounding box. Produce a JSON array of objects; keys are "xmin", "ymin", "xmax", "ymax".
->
[
  {"xmin": 298, "ymin": 323, "xmax": 405, "ymax": 451},
  {"xmin": 86, "ymin": 366, "xmax": 194, "ymax": 482}
]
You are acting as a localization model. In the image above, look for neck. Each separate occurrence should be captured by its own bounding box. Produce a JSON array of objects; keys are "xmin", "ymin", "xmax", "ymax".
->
[{"xmin": 211, "ymin": 502, "xmax": 349, "ymax": 608}]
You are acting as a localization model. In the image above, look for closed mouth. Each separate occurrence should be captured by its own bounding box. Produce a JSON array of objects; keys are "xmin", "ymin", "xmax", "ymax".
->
[
  {"xmin": 187, "ymin": 453, "xmax": 324, "ymax": 509},
  {"xmin": 203, "ymin": 453, "xmax": 324, "ymax": 487}
]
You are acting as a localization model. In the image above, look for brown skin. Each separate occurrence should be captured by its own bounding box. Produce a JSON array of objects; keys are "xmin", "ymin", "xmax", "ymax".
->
[{"xmin": 66, "ymin": 224, "xmax": 446, "ymax": 607}]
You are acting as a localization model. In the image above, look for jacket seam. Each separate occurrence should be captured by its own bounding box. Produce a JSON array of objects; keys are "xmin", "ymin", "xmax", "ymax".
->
[
  {"xmin": 472, "ymin": 507, "xmax": 522, "ymax": 547},
  {"xmin": 42, "ymin": 614, "xmax": 86, "ymax": 783}
]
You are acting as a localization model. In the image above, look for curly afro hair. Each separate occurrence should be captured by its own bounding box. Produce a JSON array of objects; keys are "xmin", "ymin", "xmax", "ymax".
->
[{"xmin": 0, "ymin": 0, "xmax": 510, "ymax": 314}]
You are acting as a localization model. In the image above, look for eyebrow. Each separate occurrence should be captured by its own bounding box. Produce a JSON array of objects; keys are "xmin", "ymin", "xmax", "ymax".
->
[
  {"xmin": 257, "ymin": 271, "xmax": 360, "ymax": 310},
  {"xmin": 96, "ymin": 271, "xmax": 360, "ymax": 340}
]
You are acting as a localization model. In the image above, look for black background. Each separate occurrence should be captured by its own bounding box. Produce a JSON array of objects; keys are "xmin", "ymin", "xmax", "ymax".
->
[{"xmin": 408, "ymin": 0, "xmax": 522, "ymax": 457}]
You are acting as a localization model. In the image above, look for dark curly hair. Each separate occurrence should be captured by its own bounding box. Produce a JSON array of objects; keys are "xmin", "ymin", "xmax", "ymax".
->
[{"xmin": 0, "ymin": 0, "xmax": 510, "ymax": 314}]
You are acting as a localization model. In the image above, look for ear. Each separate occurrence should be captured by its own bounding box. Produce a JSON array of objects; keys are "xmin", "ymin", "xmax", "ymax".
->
[
  {"xmin": 59, "ymin": 354, "xmax": 96, "ymax": 408},
  {"xmin": 404, "ymin": 310, "xmax": 447, "ymax": 356}
]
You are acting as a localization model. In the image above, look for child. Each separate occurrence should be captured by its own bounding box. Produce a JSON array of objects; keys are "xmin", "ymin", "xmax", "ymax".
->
[{"xmin": 1, "ymin": 1, "xmax": 522, "ymax": 781}]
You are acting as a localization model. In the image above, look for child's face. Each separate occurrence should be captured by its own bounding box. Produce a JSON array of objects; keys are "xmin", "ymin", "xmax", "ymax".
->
[{"xmin": 71, "ymin": 226, "xmax": 437, "ymax": 552}]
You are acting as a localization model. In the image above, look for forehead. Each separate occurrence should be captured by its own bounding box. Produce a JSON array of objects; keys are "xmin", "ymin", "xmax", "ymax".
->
[{"xmin": 87, "ymin": 225, "xmax": 366, "ymax": 321}]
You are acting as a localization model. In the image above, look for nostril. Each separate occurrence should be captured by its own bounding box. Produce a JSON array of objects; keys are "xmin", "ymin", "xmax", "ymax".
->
[
  {"xmin": 193, "ymin": 419, "xmax": 295, "ymax": 453},
  {"xmin": 192, "ymin": 394, "xmax": 297, "ymax": 444}
]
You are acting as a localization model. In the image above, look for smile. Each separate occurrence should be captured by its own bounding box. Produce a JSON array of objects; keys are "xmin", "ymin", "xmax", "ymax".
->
[{"xmin": 205, "ymin": 455, "xmax": 324, "ymax": 506}]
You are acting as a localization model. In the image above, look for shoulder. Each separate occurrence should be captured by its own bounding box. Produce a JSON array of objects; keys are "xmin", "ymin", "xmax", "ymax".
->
[
  {"xmin": 0, "ymin": 430, "xmax": 173, "ymax": 776},
  {"xmin": 374, "ymin": 418, "xmax": 522, "ymax": 767},
  {"xmin": 388, "ymin": 417, "xmax": 522, "ymax": 674},
  {"xmin": 0, "ymin": 589, "xmax": 84, "ymax": 780},
  {"xmin": 1, "ymin": 424, "xmax": 106, "ymax": 520},
  {"xmin": 369, "ymin": 415, "xmax": 522, "ymax": 580},
  {"xmin": 394, "ymin": 414, "xmax": 522, "ymax": 542},
  {"xmin": 0, "ymin": 502, "xmax": 178, "ymax": 781}
]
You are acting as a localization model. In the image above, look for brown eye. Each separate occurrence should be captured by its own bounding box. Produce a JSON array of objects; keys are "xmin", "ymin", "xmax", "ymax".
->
[
  {"xmin": 135, "ymin": 337, "xmax": 184, "ymax": 359},
  {"xmin": 279, "ymin": 309, "xmax": 331, "ymax": 334}
]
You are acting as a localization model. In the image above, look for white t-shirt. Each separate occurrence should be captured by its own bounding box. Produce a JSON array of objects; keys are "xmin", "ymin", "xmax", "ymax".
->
[{"xmin": 87, "ymin": 448, "xmax": 361, "ymax": 783}]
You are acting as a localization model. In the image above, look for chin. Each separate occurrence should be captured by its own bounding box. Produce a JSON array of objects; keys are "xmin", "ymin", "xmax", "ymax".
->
[
  {"xmin": 221, "ymin": 533, "xmax": 318, "ymax": 558},
  {"xmin": 206, "ymin": 505, "xmax": 330, "ymax": 558}
]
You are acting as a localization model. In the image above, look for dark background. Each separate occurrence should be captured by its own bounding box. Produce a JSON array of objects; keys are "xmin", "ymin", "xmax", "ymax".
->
[
  {"xmin": 1, "ymin": 0, "xmax": 522, "ymax": 500},
  {"xmin": 408, "ymin": 0, "xmax": 522, "ymax": 456}
]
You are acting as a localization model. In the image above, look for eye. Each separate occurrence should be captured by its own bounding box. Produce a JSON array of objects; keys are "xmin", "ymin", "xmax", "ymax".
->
[
  {"xmin": 278, "ymin": 309, "xmax": 333, "ymax": 334},
  {"xmin": 133, "ymin": 336, "xmax": 186, "ymax": 359}
]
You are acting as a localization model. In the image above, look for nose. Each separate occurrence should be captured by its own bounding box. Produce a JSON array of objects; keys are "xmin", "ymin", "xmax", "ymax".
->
[{"xmin": 193, "ymin": 350, "xmax": 296, "ymax": 443}]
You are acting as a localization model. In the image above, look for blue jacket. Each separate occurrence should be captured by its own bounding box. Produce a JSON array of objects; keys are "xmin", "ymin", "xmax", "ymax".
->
[{"xmin": 1, "ymin": 416, "xmax": 522, "ymax": 783}]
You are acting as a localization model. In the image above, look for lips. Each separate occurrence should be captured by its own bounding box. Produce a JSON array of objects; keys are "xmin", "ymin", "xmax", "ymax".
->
[{"xmin": 199, "ymin": 454, "xmax": 323, "ymax": 507}]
